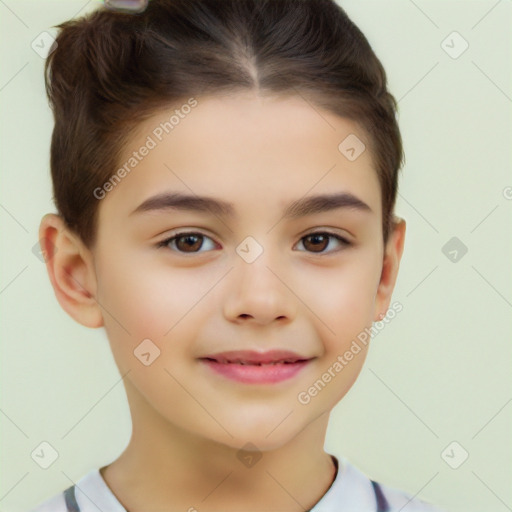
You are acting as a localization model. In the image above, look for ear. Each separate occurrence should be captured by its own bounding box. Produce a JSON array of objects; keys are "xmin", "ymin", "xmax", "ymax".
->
[
  {"xmin": 38, "ymin": 213, "xmax": 104, "ymax": 328},
  {"xmin": 373, "ymin": 217, "xmax": 406, "ymax": 321}
]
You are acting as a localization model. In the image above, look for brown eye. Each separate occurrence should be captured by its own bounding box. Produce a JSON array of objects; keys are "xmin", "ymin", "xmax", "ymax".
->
[
  {"xmin": 175, "ymin": 234, "xmax": 204, "ymax": 252},
  {"xmin": 297, "ymin": 232, "xmax": 350, "ymax": 254},
  {"xmin": 158, "ymin": 230, "xmax": 350, "ymax": 255},
  {"xmin": 159, "ymin": 232, "xmax": 217, "ymax": 253},
  {"xmin": 303, "ymin": 233, "xmax": 329, "ymax": 252}
]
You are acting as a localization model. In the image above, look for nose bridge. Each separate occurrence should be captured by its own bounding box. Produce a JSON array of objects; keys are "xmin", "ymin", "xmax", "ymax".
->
[
  {"xmin": 235, "ymin": 234, "xmax": 282, "ymax": 296},
  {"xmin": 223, "ymin": 233, "xmax": 295, "ymax": 324}
]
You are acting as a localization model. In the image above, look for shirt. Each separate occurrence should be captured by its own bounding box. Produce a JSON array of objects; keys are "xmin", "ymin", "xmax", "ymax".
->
[{"xmin": 28, "ymin": 456, "xmax": 444, "ymax": 512}]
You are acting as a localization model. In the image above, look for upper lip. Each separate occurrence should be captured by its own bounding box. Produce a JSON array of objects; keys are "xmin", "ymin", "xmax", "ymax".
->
[{"xmin": 200, "ymin": 350, "xmax": 312, "ymax": 364}]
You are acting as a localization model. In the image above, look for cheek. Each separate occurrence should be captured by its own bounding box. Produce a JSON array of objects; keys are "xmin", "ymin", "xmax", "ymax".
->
[
  {"xmin": 300, "ymin": 252, "xmax": 381, "ymax": 349},
  {"xmin": 94, "ymin": 247, "xmax": 220, "ymax": 378},
  {"xmin": 96, "ymin": 249, "xmax": 204, "ymax": 336}
]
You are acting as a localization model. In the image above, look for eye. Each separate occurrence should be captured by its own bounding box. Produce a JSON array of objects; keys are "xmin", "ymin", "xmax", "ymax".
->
[
  {"xmin": 294, "ymin": 231, "xmax": 351, "ymax": 254},
  {"xmin": 157, "ymin": 231, "xmax": 218, "ymax": 254},
  {"xmin": 157, "ymin": 230, "xmax": 351, "ymax": 255}
]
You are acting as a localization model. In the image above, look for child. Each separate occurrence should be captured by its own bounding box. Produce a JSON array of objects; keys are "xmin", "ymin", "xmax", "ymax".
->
[{"xmin": 31, "ymin": 0, "xmax": 445, "ymax": 510}]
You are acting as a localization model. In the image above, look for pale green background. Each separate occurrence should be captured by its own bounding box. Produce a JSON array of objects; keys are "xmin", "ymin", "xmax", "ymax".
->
[{"xmin": 1, "ymin": 1, "xmax": 511, "ymax": 511}]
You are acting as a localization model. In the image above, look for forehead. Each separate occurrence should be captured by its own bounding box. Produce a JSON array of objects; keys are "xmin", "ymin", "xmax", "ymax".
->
[{"xmin": 98, "ymin": 92, "xmax": 381, "ymax": 224}]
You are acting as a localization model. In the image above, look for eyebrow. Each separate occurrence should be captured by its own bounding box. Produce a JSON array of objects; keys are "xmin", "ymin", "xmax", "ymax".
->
[{"xmin": 131, "ymin": 191, "xmax": 372, "ymax": 219}]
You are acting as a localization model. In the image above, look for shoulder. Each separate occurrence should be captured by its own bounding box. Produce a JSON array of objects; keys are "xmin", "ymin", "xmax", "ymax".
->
[
  {"xmin": 373, "ymin": 478, "xmax": 445, "ymax": 512},
  {"xmin": 28, "ymin": 468, "xmax": 126, "ymax": 512},
  {"xmin": 312, "ymin": 456, "xmax": 446, "ymax": 512},
  {"xmin": 28, "ymin": 487, "xmax": 69, "ymax": 512}
]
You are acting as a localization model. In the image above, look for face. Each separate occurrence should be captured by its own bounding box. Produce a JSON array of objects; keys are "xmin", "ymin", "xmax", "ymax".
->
[{"xmin": 90, "ymin": 92, "xmax": 389, "ymax": 451}]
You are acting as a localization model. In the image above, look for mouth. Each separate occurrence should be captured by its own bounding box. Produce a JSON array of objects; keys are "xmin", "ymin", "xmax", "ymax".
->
[{"xmin": 199, "ymin": 350, "xmax": 314, "ymax": 384}]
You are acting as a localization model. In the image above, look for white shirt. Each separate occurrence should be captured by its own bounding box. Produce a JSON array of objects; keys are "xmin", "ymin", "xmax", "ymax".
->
[{"xmin": 29, "ymin": 456, "xmax": 444, "ymax": 512}]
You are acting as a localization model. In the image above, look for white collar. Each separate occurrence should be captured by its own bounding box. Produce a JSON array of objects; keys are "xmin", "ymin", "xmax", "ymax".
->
[{"xmin": 73, "ymin": 457, "xmax": 379, "ymax": 512}]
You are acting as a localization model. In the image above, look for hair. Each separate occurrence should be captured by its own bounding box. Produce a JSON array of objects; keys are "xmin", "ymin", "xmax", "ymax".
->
[{"xmin": 44, "ymin": 0, "xmax": 404, "ymax": 248}]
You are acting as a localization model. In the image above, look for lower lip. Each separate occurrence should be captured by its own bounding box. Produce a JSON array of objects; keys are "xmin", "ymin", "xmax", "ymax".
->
[{"xmin": 200, "ymin": 359, "xmax": 312, "ymax": 384}]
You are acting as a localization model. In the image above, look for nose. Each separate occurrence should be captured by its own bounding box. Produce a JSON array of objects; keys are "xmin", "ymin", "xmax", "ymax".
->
[{"xmin": 223, "ymin": 251, "xmax": 296, "ymax": 326}]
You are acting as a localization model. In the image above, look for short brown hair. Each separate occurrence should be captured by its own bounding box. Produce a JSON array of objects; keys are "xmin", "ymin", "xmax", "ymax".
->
[{"xmin": 44, "ymin": 0, "xmax": 403, "ymax": 248}]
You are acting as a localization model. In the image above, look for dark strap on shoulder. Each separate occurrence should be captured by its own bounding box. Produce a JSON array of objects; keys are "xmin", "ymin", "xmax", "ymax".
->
[
  {"xmin": 370, "ymin": 480, "xmax": 390, "ymax": 512},
  {"xmin": 63, "ymin": 485, "xmax": 81, "ymax": 512}
]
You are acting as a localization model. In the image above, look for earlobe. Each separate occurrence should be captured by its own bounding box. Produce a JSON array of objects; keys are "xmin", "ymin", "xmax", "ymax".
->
[
  {"xmin": 373, "ymin": 217, "xmax": 406, "ymax": 321},
  {"xmin": 39, "ymin": 213, "xmax": 104, "ymax": 328}
]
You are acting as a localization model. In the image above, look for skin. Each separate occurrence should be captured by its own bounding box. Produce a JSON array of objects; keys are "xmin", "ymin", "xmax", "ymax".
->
[{"xmin": 40, "ymin": 91, "xmax": 405, "ymax": 512}]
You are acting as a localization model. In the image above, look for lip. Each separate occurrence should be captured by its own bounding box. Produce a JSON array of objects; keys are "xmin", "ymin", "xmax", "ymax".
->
[{"xmin": 199, "ymin": 350, "xmax": 314, "ymax": 384}]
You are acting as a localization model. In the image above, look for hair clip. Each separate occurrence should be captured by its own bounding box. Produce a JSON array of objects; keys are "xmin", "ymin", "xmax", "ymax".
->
[{"xmin": 104, "ymin": 0, "xmax": 149, "ymax": 13}]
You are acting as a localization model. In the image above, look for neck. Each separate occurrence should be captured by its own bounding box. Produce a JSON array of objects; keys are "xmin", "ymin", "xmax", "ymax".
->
[{"xmin": 100, "ymin": 380, "xmax": 337, "ymax": 512}]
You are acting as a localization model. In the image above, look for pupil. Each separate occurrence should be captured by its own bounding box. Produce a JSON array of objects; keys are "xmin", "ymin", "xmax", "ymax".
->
[
  {"xmin": 179, "ymin": 234, "xmax": 201, "ymax": 251},
  {"xmin": 306, "ymin": 234, "xmax": 327, "ymax": 252}
]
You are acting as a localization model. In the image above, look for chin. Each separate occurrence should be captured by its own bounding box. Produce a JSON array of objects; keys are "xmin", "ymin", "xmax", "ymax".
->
[{"xmin": 201, "ymin": 414, "xmax": 310, "ymax": 453}]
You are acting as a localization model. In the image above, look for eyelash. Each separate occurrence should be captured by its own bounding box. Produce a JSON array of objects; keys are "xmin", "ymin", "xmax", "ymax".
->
[{"xmin": 156, "ymin": 230, "xmax": 351, "ymax": 255}]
